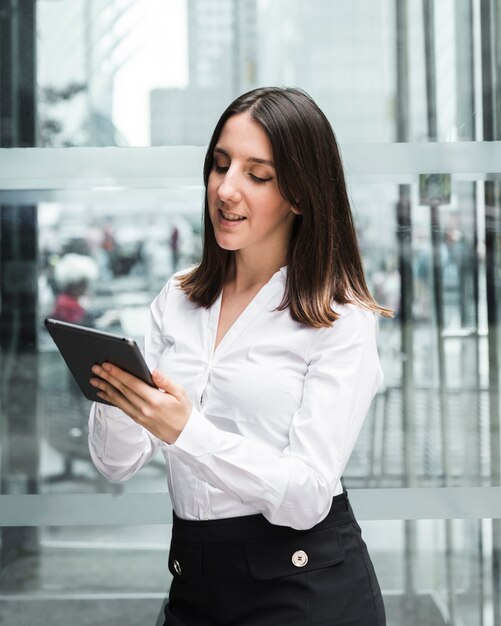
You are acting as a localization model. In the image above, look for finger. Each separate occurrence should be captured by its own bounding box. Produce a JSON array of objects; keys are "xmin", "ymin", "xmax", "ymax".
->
[
  {"xmin": 102, "ymin": 390, "xmax": 141, "ymax": 421},
  {"xmin": 90, "ymin": 373, "xmax": 146, "ymax": 415},
  {"xmin": 92, "ymin": 378, "xmax": 146, "ymax": 424},
  {"xmin": 151, "ymin": 369, "xmax": 184, "ymax": 398},
  {"xmin": 92, "ymin": 363, "xmax": 151, "ymax": 401}
]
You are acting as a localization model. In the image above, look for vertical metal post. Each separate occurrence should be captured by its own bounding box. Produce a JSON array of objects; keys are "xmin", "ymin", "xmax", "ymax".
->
[
  {"xmin": 232, "ymin": 0, "xmax": 241, "ymax": 97},
  {"xmin": 480, "ymin": 0, "xmax": 501, "ymax": 624},
  {"xmin": 84, "ymin": 0, "xmax": 93, "ymax": 124},
  {"xmin": 423, "ymin": 0, "xmax": 438, "ymax": 140},
  {"xmin": 395, "ymin": 0, "xmax": 418, "ymax": 621},
  {"xmin": 485, "ymin": 180, "xmax": 501, "ymax": 626},
  {"xmin": 428, "ymin": 199, "xmax": 451, "ymax": 482},
  {"xmin": 456, "ymin": 0, "xmax": 484, "ymax": 622},
  {"xmin": 0, "ymin": 0, "xmax": 39, "ymax": 575},
  {"xmin": 422, "ymin": 1, "xmax": 457, "ymax": 623}
]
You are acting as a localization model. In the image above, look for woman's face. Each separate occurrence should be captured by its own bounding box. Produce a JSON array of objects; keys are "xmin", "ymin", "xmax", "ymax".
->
[{"xmin": 207, "ymin": 113, "xmax": 297, "ymax": 262}]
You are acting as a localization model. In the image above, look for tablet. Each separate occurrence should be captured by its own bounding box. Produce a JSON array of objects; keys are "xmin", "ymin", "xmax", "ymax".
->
[{"xmin": 44, "ymin": 317, "xmax": 155, "ymax": 406}]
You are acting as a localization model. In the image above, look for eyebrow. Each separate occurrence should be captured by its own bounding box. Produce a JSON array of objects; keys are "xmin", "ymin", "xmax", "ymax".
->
[{"xmin": 214, "ymin": 147, "xmax": 275, "ymax": 168}]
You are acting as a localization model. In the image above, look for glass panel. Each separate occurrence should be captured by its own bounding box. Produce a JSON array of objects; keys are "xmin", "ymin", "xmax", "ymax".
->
[
  {"xmin": 364, "ymin": 518, "xmax": 495, "ymax": 626},
  {"xmin": 31, "ymin": 0, "xmax": 479, "ymax": 147},
  {"xmin": 0, "ymin": 524, "xmax": 170, "ymax": 625},
  {"xmin": 0, "ymin": 169, "xmax": 498, "ymax": 496},
  {"xmin": 0, "ymin": 519, "xmax": 497, "ymax": 626},
  {"xmin": 36, "ymin": 193, "xmax": 203, "ymax": 494},
  {"xmin": 340, "ymin": 176, "xmax": 496, "ymax": 492},
  {"xmin": 0, "ymin": 168, "xmax": 498, "ymax": 496},
  {"xmin": 37, "ymin": 0, "xmax": 189, "ymax": 147},
  {"xmin": 2, "ymin": 0, "xmax": 501, "ymax": 622}
]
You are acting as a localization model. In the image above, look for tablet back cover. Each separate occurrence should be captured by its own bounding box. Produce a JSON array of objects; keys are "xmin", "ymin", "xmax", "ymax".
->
[{"xmin": 44, "ymin": 318, "xmax": 153, "ymax": 405}]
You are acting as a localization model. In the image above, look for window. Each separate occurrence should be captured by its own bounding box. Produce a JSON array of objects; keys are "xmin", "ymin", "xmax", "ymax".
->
[{"xmin": 1, "ymin": 1, "xmax": 500, "ymax": 624}]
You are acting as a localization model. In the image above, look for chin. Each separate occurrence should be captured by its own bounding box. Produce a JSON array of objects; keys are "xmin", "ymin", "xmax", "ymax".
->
[{"xmin": 215, "ymin": 238, "xmax": 240, "ymax": 252}]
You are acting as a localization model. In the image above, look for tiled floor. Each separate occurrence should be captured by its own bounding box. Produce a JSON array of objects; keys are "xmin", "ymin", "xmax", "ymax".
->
[
  {"xmin": 0, "ymin": 591, "xmax": 451, "ymax": 626},
  {"xmin": 0, "ymin": 540, "xmax": 483, "ymax": 626},
  {"xmin": 0, "ymin": 598, "xmax": 166, "ymax": 626}
]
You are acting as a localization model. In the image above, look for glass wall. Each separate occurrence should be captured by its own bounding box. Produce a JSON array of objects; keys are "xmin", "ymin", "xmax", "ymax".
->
[{"xmin": 1, "ymin": 1, "xmax": 500, "ymax": 625}]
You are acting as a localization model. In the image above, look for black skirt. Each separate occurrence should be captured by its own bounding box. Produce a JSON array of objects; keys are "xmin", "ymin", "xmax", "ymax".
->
[{"xmin": 163, "ymin": 490, "xmax": 386, "ymax": 626}]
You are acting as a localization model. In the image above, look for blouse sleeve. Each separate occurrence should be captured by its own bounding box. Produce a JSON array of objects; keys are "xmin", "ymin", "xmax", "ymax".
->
[
  {"xmin": 168, "ymin": 305, "xmax": 383, "ymax": 530},
  {"xmin": 87, "ymin": 280, "xmax": 171, "ymax": 481}
]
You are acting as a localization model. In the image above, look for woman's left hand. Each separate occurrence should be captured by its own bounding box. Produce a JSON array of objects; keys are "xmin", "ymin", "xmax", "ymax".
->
[{"xmin": 90, "ymin": 364, "xmax": 192, "ymax": 444}]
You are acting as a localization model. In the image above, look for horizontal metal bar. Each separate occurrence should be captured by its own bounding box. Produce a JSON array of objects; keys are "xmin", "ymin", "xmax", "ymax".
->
[
  {"xmin": 342, "ymin": 141, "xmax": 501, "ymax": 177},
  {"xmin": 0, "ymin": 493, "xmax": 172, "ymax": 527},
  {"xmin": 0, "ymin": 146, "xmax": 204, "ymax": 190},
  {"xmin": 0, "ymin": 487, "xmax": 499, "ymax": 527},
  {"xmin": 0, "ymin": 186, "xmax": 204, "ymax": 208},
  {"xmin": 0, "ymin": 142, "xmax": 500, "ymax": 190},
  {"xmin": 0, "ymin": 592, "xmax": 167, "ymax": 601},
  {"xmin": 350, "ymin": 487, "xmax": 501, "ymax": 520}
]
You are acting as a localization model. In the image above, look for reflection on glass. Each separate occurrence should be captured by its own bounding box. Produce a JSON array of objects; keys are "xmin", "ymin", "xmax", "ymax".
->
[
  {"xmin": 343, "ymin": 179, "xmax": 492, "ymax": 493},
  {"xmin": 23, "ymin": 175, "xmax": 495, "ymax": 496},
  {"xmin": 0, "ymin": 519, "xmax": 495, "ymax": 625},
  {"xmin": 35, "ymin": 0, "xmax": 478, "ymax": 148},
  {"xmin": 0, "ymin": 524, "xmax": 170, "ymax": 624},
  {"xmin": 364, "ymin": 518, "xmax": 492, "ymax": 626},
  {"xmin": 1, "ymin": 0, "xmax": 500, "ymax": 623},
  {"xmin": 37, "ymin": 0, "xmax": 189, "ymax": 147},
  {"xmin": 36, "ymin": 200, "xmax": 203, "ymax": 494}
]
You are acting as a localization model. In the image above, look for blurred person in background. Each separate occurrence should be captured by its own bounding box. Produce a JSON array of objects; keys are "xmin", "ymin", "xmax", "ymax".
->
[
  {"xmin": 50, "ymin": 252, "xmax": 118, "ymax": 329},
  {"xmin": 169, "ymin": 224, "xmax": 180, "ymax": 272},
  {"xmin": 47, "ymin": 253, "xmax": 104, "ymax": 484},
  {"xmin": 372, "ymin": 255, "xmax": 400, "ymax": 318},
  {"xmin": 51, "ymin": 253, "xmax": 100, "ymax": 325},
  {"xmin": 88, "ymin": 87, "xmax": 391, "ymax": 626}
]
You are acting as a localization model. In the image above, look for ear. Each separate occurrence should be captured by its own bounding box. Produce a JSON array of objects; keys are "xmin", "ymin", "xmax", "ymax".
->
[{"xmin": 291, "ymin": 203, "xmax": 302, "ymax": 215}]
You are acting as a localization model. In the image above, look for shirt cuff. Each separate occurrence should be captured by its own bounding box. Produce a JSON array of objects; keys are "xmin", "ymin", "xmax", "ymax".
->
[
  {"xmin": 89, "ymin": 401, "xmax": 157, "ymax": 463},
  {"xmin": 170, "ymin": 406, "xmax": 223, "ymax": 458},
  {"xmin": 89, "ymin": 402, "xmax": 109, "ymax": 456}
]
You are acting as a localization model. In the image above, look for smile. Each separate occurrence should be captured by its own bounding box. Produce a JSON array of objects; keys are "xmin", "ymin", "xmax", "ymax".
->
[{"xmin": 219, "ymin": 210, "xmax": 246, "ymax": 222}]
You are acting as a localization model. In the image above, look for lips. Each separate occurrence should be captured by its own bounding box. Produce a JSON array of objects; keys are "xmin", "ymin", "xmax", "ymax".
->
[{"xmin": 218, "ymin": 209, "xmax": 246, "ymax": 223}]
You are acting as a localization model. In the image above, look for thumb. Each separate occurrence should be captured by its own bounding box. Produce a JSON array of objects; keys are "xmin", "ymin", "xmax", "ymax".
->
[{"xmin": 152, "ymin": 369, "xmax": 181, "ymax": 397}]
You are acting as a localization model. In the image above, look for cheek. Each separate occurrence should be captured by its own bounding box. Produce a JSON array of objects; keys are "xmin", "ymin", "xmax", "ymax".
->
[{"xmin": 261, "ymin": 198, "xmax": 295, "ymax": 224}]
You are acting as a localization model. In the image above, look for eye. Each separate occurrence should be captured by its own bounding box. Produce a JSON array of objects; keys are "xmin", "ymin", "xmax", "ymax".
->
[
  {"xmin": 249, "ymin": 173, "xmax": 273, "ymax": 185},
  {"xmin": 213, "ymin": 161, "xmax": 228, "ymax": 174}
]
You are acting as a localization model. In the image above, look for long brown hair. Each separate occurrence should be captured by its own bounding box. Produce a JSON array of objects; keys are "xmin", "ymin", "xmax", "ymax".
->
[{"xmin": 178, "ymin": 87, "xmax": 393, "ymax": 327}]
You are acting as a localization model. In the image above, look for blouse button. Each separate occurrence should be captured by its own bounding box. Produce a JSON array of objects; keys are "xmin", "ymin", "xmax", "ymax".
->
[
  {"xmin": 173, "ymin": 560, "xmax": 182, "ymax": 576},
  {"xmin": 291, "ymin": 550, "xmax": 308, "ymax": 567}
]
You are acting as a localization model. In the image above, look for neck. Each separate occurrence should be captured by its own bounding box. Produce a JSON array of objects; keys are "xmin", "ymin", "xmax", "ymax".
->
[{"xmin": 226, "ymin": 251, "xmax": 286, "ymax": 293}]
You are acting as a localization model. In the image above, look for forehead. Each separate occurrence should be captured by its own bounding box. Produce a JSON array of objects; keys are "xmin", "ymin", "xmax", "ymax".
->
[{"xmin": 216, "ymin": 113, "xmax": 273, "ymax": 160}]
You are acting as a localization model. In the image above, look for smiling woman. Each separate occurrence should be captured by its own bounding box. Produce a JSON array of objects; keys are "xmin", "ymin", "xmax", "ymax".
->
[
  {"xmin": 207, "ymin": 112, "xmax": 298, "ymax": 266},
  {"xmin": 1, "ymin": 1, "xmax": 500, "ymax": 624},
  {"xmin": 88, "ymin": 87, "xmax": 390, "ymax": 626},
  {"xmin": 180, "ymin": 88, "xmax": 392, "ymax": 326}
]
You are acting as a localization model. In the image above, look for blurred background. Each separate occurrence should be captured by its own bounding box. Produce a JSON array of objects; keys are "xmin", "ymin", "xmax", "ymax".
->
[{"xmin": 0, "ymin": 0, "xmax": 500, "ymax": 624}]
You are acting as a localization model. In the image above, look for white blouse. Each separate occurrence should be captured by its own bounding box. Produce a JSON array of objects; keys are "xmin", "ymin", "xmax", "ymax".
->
[{"xmin": 88, "ymin": 267, "xmax": 383, "ymax": 530}]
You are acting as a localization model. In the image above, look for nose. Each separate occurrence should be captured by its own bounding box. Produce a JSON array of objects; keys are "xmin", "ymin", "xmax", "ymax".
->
[{"xmin": 217, "ymin": 170, "xmax": 242, "ymax": 204}]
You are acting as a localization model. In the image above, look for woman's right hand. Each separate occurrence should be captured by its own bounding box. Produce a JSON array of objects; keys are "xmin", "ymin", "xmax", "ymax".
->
[{"xmin": 90, "ymin": 364, "xmax": 192, "ymax": 444}]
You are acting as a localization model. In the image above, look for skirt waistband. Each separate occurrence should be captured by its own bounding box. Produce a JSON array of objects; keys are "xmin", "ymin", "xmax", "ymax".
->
[{"xmin": 171, "ymin": 490, "xmax": 354, "ymax": 545}]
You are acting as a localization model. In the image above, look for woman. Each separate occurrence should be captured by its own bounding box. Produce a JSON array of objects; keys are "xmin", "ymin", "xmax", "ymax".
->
[{"xmin": 88, "ymin": 87, "xmax": 392, "ymax": 625}]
